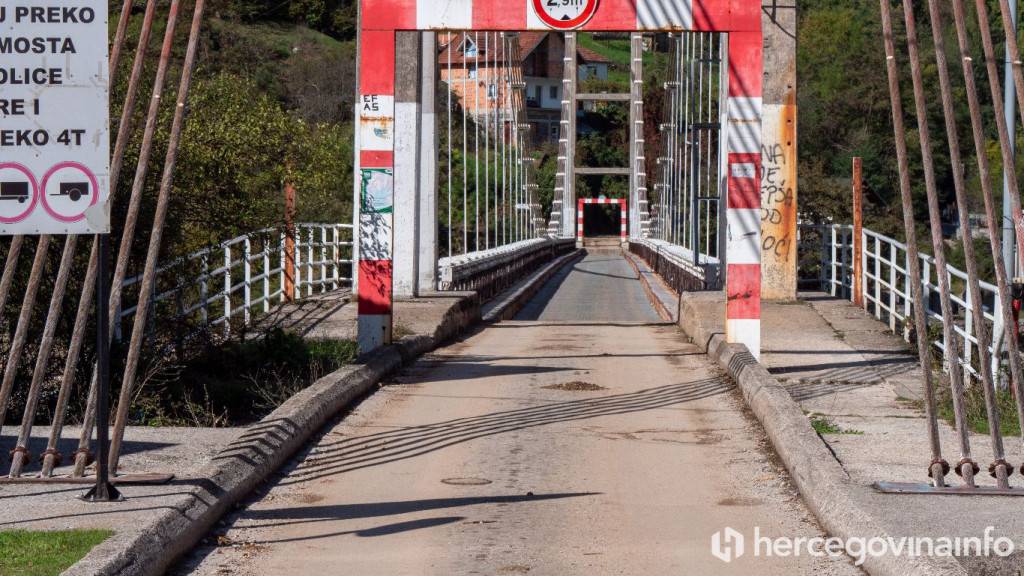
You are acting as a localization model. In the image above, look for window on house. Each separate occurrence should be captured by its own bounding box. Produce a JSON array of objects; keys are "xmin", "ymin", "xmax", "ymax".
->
[
  {"xmin": 487, "ymin": 84, "xmax": 497, "ymax": 100},
  {"xmin": 462, "ymin": 37, "xmax": 478, "ymax": 58},
  {"xmin": 535, "ymin": 85, "xmax": 542, "ymax": 101},
  {"xmin": 549, "ymin": 86, "xmax": 558, "ymax": 100},
  {"xmin": 468, "ymin": 68, "xmax": 477, "ymax": 79}
]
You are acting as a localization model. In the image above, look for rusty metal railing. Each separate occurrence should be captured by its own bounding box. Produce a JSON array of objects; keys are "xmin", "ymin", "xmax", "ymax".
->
[{"xmin": 117, "ymin": 223, "xmax": 353, "ymax": 338}]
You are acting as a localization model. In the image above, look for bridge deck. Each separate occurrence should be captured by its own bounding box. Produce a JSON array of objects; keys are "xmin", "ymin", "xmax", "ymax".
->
[{"xmin": 176, "ymin": 251, "xmax": 857, "ymax": 575}]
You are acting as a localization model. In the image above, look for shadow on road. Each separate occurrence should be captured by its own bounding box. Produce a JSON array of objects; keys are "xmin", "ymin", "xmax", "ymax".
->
[{"xmin": 278, "ymin": 377, "xmax": 732, "ymax": 486}]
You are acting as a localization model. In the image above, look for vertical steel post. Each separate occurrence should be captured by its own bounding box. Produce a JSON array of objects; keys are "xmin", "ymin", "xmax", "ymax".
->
[
  {"xmin": 1004, "ymin": 0, "xmax": 1019, "ymax": 275},
  {"xmin": 723, "ymin": 25, "xmax": 765, "ymax": 359},
  {"xmin": 853, "ymin": 157, "xmax": 864, "ymax": 307},
  {"xmin": 82, "ymin": 235, "xmax": 121, "ymax": 502},
  {"xmin": 284, "ymin": 180, "xmax": 297, "ymax": 301},
  {"xmin": 355, "ymin": 27, "xmax": 397, "ymax": 353},
  {"xmin": 561, "ymin": 32, "xmax": 578, "ymax": 238},
  {"xmin": 630, "ymin": 33, "xmax": 643, "ymax": 240}
]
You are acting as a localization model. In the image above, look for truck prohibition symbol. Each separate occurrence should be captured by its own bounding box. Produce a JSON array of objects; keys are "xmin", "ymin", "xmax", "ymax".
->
[
  {"xmin": 53, "ymin": 181, "xmax": 90, "ymax": 202},
  {"xmin": 0, "ymin": 181, "xmax": 29, "ymax": 203}
]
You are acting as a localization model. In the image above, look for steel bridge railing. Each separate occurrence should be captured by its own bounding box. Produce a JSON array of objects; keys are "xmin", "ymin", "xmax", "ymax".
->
[
  {"xmin": 119, "ymin": 223, "xmax": 353, "ymax": 337},
  {"xmin": 629, "ymin": 238, "xmax": 721, "ymax": 292},
  {"xmin": 651, "ymin": 32, "xmax": 726, "ymax": 265},
  {"xmin": 438, "ymin": 32, "xmax": 545, "ymax": 258},
  {"xmin": 800, "ymin": 223, "xmax": 1002, "ymax": 385},
  {"xmin": 439, "ymin": 237, "xmax": 576, "ymax": 301}
]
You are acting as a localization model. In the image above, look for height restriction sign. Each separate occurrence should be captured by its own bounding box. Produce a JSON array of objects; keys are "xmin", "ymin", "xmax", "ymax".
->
[
  {"xmin": 532, "ymin": 0, "xmax": 599, "ymax": 30},
  {"xmin": 0, "ymin": 1, "xmax": 110, "ymax": 235}
]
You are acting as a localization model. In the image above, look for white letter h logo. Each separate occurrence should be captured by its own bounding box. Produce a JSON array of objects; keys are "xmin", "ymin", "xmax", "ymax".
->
[{"xmin": 711, "ymin": 527, "xmax": 745, "ymax": 563}]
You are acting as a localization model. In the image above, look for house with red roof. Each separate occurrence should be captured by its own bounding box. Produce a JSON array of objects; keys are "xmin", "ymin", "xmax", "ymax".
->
[{"xmin": 438, "ymin": 32, "xmax": 611, "ymax": 145}]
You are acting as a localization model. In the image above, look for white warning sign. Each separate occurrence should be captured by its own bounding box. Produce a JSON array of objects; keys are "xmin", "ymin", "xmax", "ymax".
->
[{"xmin": 0, "ymin": 1, "xmax": 110, "ymax": 234}]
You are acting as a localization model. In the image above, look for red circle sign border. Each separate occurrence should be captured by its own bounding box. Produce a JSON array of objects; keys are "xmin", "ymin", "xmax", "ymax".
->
[
  {"xmin": 40, "ymin": 161, "xmax": 100, "ymax": 224},
  {"xmin": 532, "ymin": 0, "xmax": 599, "ymax": 30},
  {"xmin": 0, "ymin": 163, "xmax": 40, "ymax": 224}
]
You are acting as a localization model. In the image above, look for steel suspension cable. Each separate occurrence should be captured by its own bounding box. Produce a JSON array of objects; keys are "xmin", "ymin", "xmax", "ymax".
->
[
  {"xmin": 43, "ymin": 0, "xmax": 160, "ymax": 477},
  {"xmin": 974, "ymin": 0, "xmax": 1024, "ymax": 410},
  {"xmin": 901, "ymin": 0, "xmax": 977, "ymax": 485},
  {"xmin": 955, "ymin": 0, "xmax": 1024, "ymax": 469},
  {"xmin": 109, "ymin": 0, "xmax": 207, "ymax": 473},
  {"xmin": 878, "ymin": 0, "xmax": 949, "ymax": 486},
  {"xmin": 923, "ymin": 0, "xmax": 1014, "ymax": 488},
  {"xmin": 74, "ymin": 0, "xmax": 184, "ymax": 476}
]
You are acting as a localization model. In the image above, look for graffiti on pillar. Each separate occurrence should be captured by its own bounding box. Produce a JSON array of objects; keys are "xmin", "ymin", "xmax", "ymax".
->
[
  {"xmin": 360, "ymin": 168, "xmax": 394, "ymax": 261},
  {"xmin": 760, "ymin": 141, "xmax": 794, "ymax": 262}
]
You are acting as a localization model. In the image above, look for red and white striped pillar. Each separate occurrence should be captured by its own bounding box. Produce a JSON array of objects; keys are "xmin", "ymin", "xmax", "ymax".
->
[
  {"xmin": 356, "ymin": 29, "xmax": 397, "ymax": 353},
  {"xmin": 577, "ymin": 199, "xmax": 585, "ymax": 243},
  {"xmin": 352, "ymin": 0, "xmax": 762, "ymax": 357},
  {"xmin": 577, "ymin": 198, "xmax": 629, "ymax": 243},
  {"xmin": 619, "ymin": 198, "xmax": 628, "ymax": 242},
  {"xmin": 724, "ymin": 29, "xmax": 763, "ymax": 359}
]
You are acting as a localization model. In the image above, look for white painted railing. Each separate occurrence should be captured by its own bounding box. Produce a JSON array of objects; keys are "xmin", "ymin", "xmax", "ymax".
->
[
  {"xmin": 119, "ymin": 223, "xmax": 353, "ymax": 337},
  {"xmin": 800, "ymin": 224, "xmax": 1002, "ymax": 383}
]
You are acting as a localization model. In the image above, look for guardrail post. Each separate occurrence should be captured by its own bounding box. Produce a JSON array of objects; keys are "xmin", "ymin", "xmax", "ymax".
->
[
  {"xmin": 874, "ymin": 236, "xmax": 881, "ymax": 319},
  {"xmin": 902, "ymin": 249, "xmax": 911, "ymax": 340},
  {"xmin": 841, "ymin": 227, "xmax": 850, "ymax": 300},
  {"xmin": 307, "ymin": 227, "xmax": 314, "ymax": 296},
  {"xmin": 332, "ymin": 225, "xmax": 340, "ymax": 290},
  {"xmin": 263, "ymin": 237, "xmax": 271, "ymax": 313},
  {"xmin": 921, "ymin": 258, "xmax": 932, "ymax": 332},
  {"xmin": 284, "ymin": 181, "xmax": 297, "ymax": 302},
  {"xmin": 200, "ymin": 253, "xmax": 209, "ymax": 324},
  {"xmin": 993, "ymin": 294, "xmax": 1004, "ymax": 382},
  {"xmin": 321, "ymin": 225, "xmax": 329, "ymax": 292},
  {"xmin": 223, "ymin": 245, "xmax": 232, "ymax": 338},
  {"xmin": 889, "ymin": 245, "xmax": 898, "ymax": 332},
  {"xmin": 243, "ymin": 237, "xmax": 252, "ymax": 327},
  {"xmin": 852, "ymin": 157, "xmax": 864, "ymax": 307},
  {"xmin": 279, "ymin": 233, "xmax": 287, "ymax": 304},
  {"xmin": 830, "ymin": 226, "xmax": 838, "ymax": 296},
  {"xmin": 965, "ymin": 280, "xmax": 974, "ymax": 370}
]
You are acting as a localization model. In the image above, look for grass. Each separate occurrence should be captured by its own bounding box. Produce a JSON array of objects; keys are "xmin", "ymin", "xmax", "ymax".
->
[
  {"xmin": 937, "ymin": 384, "xmax": 1022, "ymax": 438},
  {"xmin": 809, "ymin": 414, "xmax": 864, "ymax": 436},
  {"xmin": 577, "ymin": 33, "xmax": 645, "ymax": 88},
  {"xmin": 0, "ymin": 530, "xmax": 113, "ymax": 576}
]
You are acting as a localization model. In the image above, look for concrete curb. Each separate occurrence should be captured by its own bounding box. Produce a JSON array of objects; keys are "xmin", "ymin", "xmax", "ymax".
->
[
  {"xmin": 621, "ymin": 249, "xmax": 674, "ymax": 322},
  {"xmin": 482, "ymin": 249, "xmax": 583, "ymax": 323},
  {"xmin": 65, "ymin": 296, "xmax": 481, "ymax": 576},
  {"xmin": 678, "ymin": 294, "xmax": 965, "ymax": 576}
]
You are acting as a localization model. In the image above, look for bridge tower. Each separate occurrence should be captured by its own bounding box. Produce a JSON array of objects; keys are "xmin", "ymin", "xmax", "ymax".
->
[{"xmin": 354, "ymin": 0, "xmax": 765, "ymax": 358}]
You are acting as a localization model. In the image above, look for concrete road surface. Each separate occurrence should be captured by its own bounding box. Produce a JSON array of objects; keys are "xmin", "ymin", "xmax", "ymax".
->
[{"xmin": 177, "ymin": 250, "xmax": 858, "ymax": 575}]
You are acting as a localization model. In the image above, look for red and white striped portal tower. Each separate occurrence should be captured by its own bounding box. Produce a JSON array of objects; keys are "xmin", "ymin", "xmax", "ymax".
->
[
  {"xmin": 577, "ymin": 198, "xmax": 628, "ymax": 244},
  {"xmin": 355, "ymin": 0, "xmax": 763, "ymax": 357}
]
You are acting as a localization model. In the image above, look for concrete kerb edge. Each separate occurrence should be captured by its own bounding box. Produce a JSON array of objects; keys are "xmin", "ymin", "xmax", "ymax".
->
[
  {"xmin": 679, "ymin": 294, "xmax": 964, "ymax": 576},
  {"xmin": 482, "ymin": 249, "xmax": 583, "ymax": 323},
  {"xmin": 66, "ymin": 297, "xmax": 481, "ymax": 576},
  {"xmin": 621, "ymin": 249, "xmax": 673, "ymax": 322}
]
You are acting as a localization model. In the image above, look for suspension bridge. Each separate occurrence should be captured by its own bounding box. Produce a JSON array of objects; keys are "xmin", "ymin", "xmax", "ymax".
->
[{"xmin": 7, "ymin": 0, "xmax": 1024, "ymax": 574}]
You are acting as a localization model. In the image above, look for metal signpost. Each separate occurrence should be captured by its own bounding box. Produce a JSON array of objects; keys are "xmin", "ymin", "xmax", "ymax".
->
[{"xmin": 0, "ymin": 0, "xmax": 117, "ymax": 500}]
